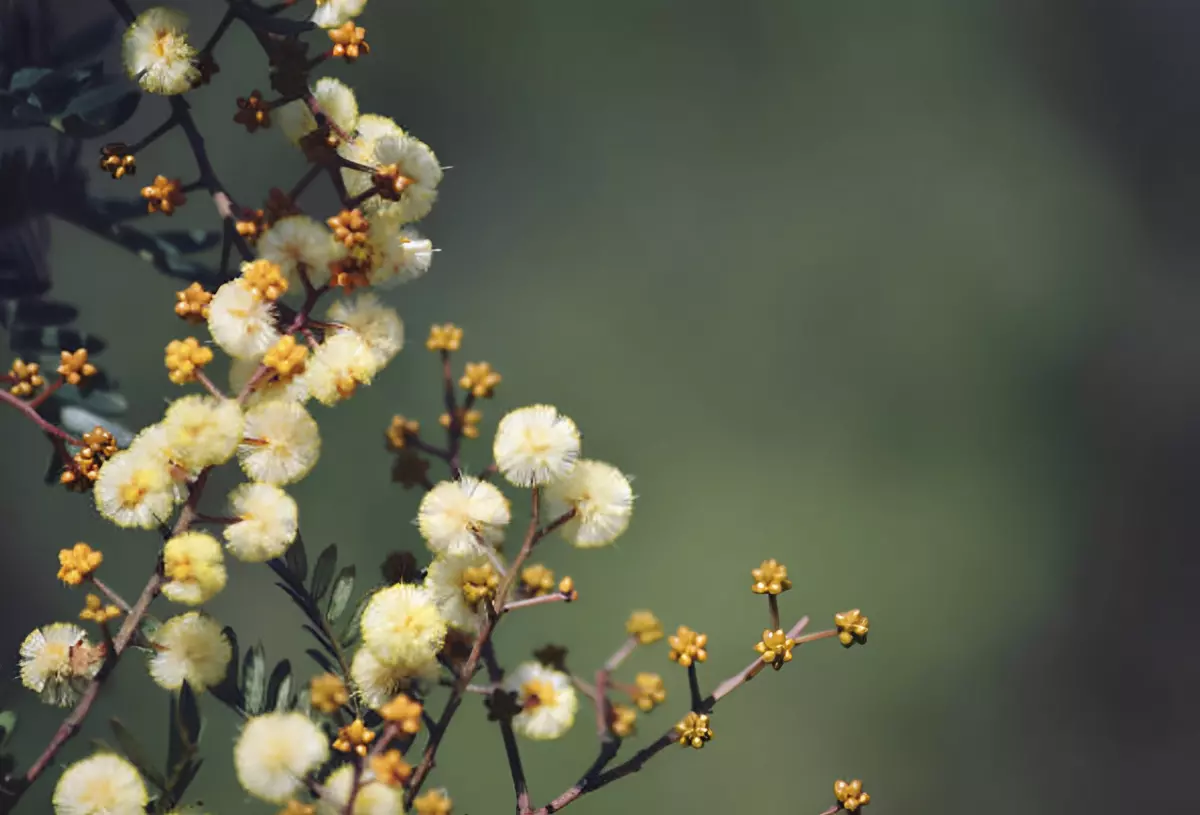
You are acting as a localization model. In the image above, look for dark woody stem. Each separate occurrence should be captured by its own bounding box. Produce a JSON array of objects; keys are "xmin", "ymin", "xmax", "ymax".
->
[
  {"xmin": 768, "ymin": 594, "xmax": 781, "ymax": 631},
  {"xmin": 686, "ymin": 664, "xmax": 703, "ymax": 712}
]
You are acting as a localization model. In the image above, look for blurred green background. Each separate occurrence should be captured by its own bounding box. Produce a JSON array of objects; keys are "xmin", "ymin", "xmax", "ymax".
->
[{"xmin": 3, "ymin": 0, "xmax": 1195, "ymax": 813}]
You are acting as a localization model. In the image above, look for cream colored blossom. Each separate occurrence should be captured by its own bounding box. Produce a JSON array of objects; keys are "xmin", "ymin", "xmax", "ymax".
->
[
  {"xmin": 234, "ymin": 712, "xmax": 329, "ymax": 803},
  {"xmin": 53, "ymin": 753, "xmax": 148, "ymax": 815},
  {"xmin": 505, "ymin": 661, "xmax": 578, "ymax": 740},
  {"xmin": 162, "ymin": 395, "xmax": 243, "ymax": 470},
  {"xmin": 417, "ymin": 477, "xmax": 511, "ymax": 556},
  {"xmin": 121, "ymin": 7, "xmax": 199, "ymax": 95},
  {"xmin": 305, "ymin": 330, "xmax": 379, "ymax": 406},
  {"xmin": 360, "ymin": 583, "xmax": 447, "ymax": 673},
  {"xmin": 350, "ymin": 648, "xmax": 432, "ymax": 710},
  {"xmin": 367, "ymin": 215, "xmax": 434, "ymax": 286},
  {"xmin": 238, "ymin": 399, "xmax": 321, "ymax": 485},
  {"xmin": 94, "ymin": 446, "xmax": 178, "ymax": 529},
  {"xmin": 493, "ymin": 405, "xmax": 581, "ymax": 487},
  {"xmin": 257, "ymin": 215, "xmax": 346, "ymax": 289},
  {"xmin": 543, "ymin": 460, "xmax": 634, "ymax": 547},
  {"xmin": 338, "ymin": 114, "xmax": 404, "ymax": 204},
  {"xmin": 148, "ymin": 612, "xmax": 231, "ymax": 692},
  {"xmin": 312, "ymin": 0, "xmax": 368, "ymax": 29},
  {"xmin": 326, "ymin": 293, "xmax": 404, "ymax": 367},
  {"xmin": 162, "ymin": 532, "xmax": 227, "ymax": 605},
  {"xmin": 277, "ymin": 77, "xmax": 359, "ymax": 143},
  {"xmin": 228, "ymin": 357, "xmax": 310, "ymax": 406},
  {"xmin": 19, "ymin": 623, "xmax": 100, "ymax": 708},
  {"xmin": 223, "ymin": 482, "xmax": 299, "ymax": 562},
  {"xmin": 208, "ymin": 279, "xmax": 281, "ymax": 360},
  {"xmin": 425, "ymin": 550, "xmax": 504, "ymax": 633},
  {"xmin": 317, "ymin": 764, "xmax": 402, "ymax": 815},
  {"xmin": 371, "ymin": 134, "xmax": 442, "ymax": 223}
]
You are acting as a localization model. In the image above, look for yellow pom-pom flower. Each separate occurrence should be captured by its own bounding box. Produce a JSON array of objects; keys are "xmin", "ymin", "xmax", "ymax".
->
[
  {"xmin": 504, "ymin": 661, "xmax": 578, "ymax": 741},
  {"xmin": 493, "ymin": 405, "xmax": 581, "ymax": 487},
  {"xmin": 257, "ymin": 214, "xmax": 346, "ymax": 289},
  {"xmin": 276, "ymin": 78, "xmax": 360, "ymax": 147},
  {"xmin": 234, "ymin": 712, "xmax": 329, "ymax": 804},
  {"xmin": 350, "ymin": 648, "xmax": 425, "ymax": 710},
  {"xmin": 148, "ymin": 612, "xmax": 231, "ymax": 692},
  {"xmin": 162, "ymin": 532, "xmax": 227, "ymax": 605},
  {"xmin": 19, "ymin": 623, "xmax": 102, "ymax": 707},
  {"xmin": 222, "ymin": 482, "xmax": 299, "ymax": 562},
  {"xmin": 371, "ymin": 133, "xmax": 442, "ymax": 224},
  {"xmin": 311, "ymin": 0, "xmax": 368, "ymax": 29},
  {"xmin": 317, "ymin": 764, "xmax": 402, "ymax": 815},
  {"xmin": 238, "ymin": 400, "xmax": 321, "ymax": 485},
  {"xmin": 207, "ymin": 279, "xmax": 281, "ymax": 361},
  {"xmin": 326, "ymin": 293, "xmax": 404, "ymax": 367},
  {"xmin": 543, "ymin": 459, "xmax": 634, "ymax": 547},
  {"xmin": 121, "ymin": 7, "xmax": 199, "ymax": 96},
  {"xmin": 93, "ymin": 447, "xmax": 178, "ymax": 529},
  {"xmin": 424, "ymin": 550, "xmax": 502, "ymax": 633},
  {"xmin": 162, "ymin": 394, "xmax": 243, "ymax": 470},
  {"xmin": 360, "ymin": 583, "xmax": 447, "ymax": 673},
  {"xmin": 305, "ymin": 330, "xmax": 379, "ymax": 406},
  {"xmin": 417, "ymin": 476, "xmax": 511, "ymax": 556},
  {"xmin": 53, "ymin": 752, "xmax": 148, "ymax": 815}
]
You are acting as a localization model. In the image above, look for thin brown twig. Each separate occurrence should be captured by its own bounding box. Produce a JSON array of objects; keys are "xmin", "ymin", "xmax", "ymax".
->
[{"xmin": 0, "ymin": 388, "xmax": 82, "ymax": 446}]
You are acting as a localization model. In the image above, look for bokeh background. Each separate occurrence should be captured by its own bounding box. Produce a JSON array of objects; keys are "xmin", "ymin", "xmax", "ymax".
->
[{"xmin": 2, "ymin": 0, "xmax": 1198, "ymax": 812}]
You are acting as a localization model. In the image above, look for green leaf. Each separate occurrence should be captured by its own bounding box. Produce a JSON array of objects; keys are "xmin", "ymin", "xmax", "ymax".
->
[
  {"xmin": 326, "ymin": 566, "xmax": 356, "ymax": 622},
  {"xmin": 339, "ymin": 590, "xmax": 373, "ymax": 645},
  {"xmin": 305, "ymin": 648, "xmax": 336, "ymax": 674},
  {"xmin": 285, "ymin": 534, "xmax": 308, "ymax": 584},
  {"xmin": 56, "ymin": 79, "xmax": 140, "ymax": 137},
  {"xmin": 110, "ymin": 719, "xmax": 168, "ymax": 791},
  {"xmin": 242, "ymin": 644, "xmax": 266, "ymax": 716},
  {"xmin": 178, "ymin": 683, "xmax": 202, "ymax": 746},
  {"xmin": 208, "ymin": 627, "xmax": 241, "ymax": 713},
  {"xmin": 0, "ymin": 711, "xmax": 16, "ymax": 747},
  {"xmin": 310, "ymin": 544, "xmax": 338, "ymax": 602},
  {"xmin": 265, "ymin": 660, "xmax": 292, "ymax": 712}
]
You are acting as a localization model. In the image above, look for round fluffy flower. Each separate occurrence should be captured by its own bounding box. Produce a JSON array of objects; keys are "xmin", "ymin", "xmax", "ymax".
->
[
  {"xmin": 367, "ymin": 216, "xmax": 434, "ymax": 286},
  {"xmin": 234, "ymin": 712, "xmax": 329, "ymax": 803},
  {"xmin": 504, "ymin": 662, "xmax": 578, "ymax": 741},
  {"xmin": 223, "ymin": 482, "xmax": 299, "ymax": 562},
  {"xmin": 350, "ymin": 648, "xmax": 430, "ymax": 710},
  {"xmin": 208, "ymin": 279, "xmax": 281, "ymax": 360},
  {"xmin": 305, "ymin": 330, "xmax": 378, "ymax": 406},
  {"xmin": 417, "ymin": 477, "xmax": 511, "ymax": 556},
  {"xmin": 425, "ymin": 550, "xmax": 504, "ymax": 633},
  {"xmin": 20, "ymin": 624, "xmax": 101, "ymax": 708},
  {"xmin": 318, "ymin": 764, "xmax": 402, "ymax": 815},
  {"xmin": 53, "ymin": 753, "xmax": 148, "ymax": 815},
  {"xmin": 94, "ymin": 446, "xmax": 178, "ymax": 529},
  {"xmin": 360, "ymin": 583, "xmax": 447, "ymax": 672},
  {"xmin": 372, "ymin": 134, "xmax": 443, "ymax": 223},
  {"xmin": 543, "ymin": 460, "xmax": 634, "ymax": 547},
  {"xmin": 312, "ymin": 0, "xmax": 368, "ymax": 29},
  {"xmin": 257, "ymin": 215, "xmax": 345, "ymax": 289},
  {"xmin": 493, "ymin": 405, "xmax": 581, "ymax": 487},
  {"xmin": 148, "ymin": 612, "xmax": 231, "ymax": 692},
  {"xmin": 238, "ymin": 399, "xmax": 321, "ymax": 485},
  {"xmin": 121, "ymin": 7, "xmax": 199, "ymax": 95},
  {"xmin": 162, "ymin": 395, "xmax": 243, "ymax": 470},
  {"xmin": 162, "ymin": 532, "xmax": 227, "ymax": 605},
  {"xmin": 276, "ymin": 77, "xmax": 359, "ymax": 143},
  {"xmin": 327, "ymin": 293, "xmax": 404, "ymax": 367},
  {"xmin": 229, "ymin": 357, "xmax": 310, "ymax": 406},
  {"xmin": 339, "ymin": 114, "xmax": 405, "ymax": 203}
]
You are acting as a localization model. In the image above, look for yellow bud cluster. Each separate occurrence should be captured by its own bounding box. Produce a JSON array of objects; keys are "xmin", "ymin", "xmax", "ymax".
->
[
  {"xmin": 57, "ymin": 543, "xmax": 103, "ymax": 586},
  {"xmin": 263, "ymin": 335, "xmax": 307, "ymax": 381},
  {"xmin": 165, "ymin": 338, "xmax": 214, "ymax": 385}
]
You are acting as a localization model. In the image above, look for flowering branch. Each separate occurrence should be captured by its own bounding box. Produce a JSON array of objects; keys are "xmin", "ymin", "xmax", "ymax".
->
[{"xmin": 0, "ymin": 388, "xmax": 82, "ymax": 446}]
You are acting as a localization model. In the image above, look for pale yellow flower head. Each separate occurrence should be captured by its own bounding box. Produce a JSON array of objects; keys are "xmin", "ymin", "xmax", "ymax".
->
[
  {"xmin": 162, "ymin": 532, "xmax": 227, "ymax": 605},
  {"xmin": 53, "ymin": 753, "xmax": 148, "ymax": 815},
  {"xmin": 317, "ymin": 764, "xmax": 402, "ymax": 815},
  {"xmin": 234, "ymin": 712, "xmax": 329, "ymax": 803},
  {"xmin": 148, "ymin": 612, "xmax": 231, "ymax": 692},
  {"xmin": 121, "ymin": 7, "xmax": 199, "ymax": 95},
  {"xmin": 19, "ymin": 623, "xmax": 101, "ymax": 708},
  {"xmin": 326, "ymin": 293, "xmax": 405, "ymax": 368},
  {"xmin": 277, "ymin": 77, "xmax": 360, "ymax": 143},
  {"xmin": 223, "ymin": 482, "xmax": 299, "ymax": 562},
  {"xmin": 305, "ymin": 330, "xmax": 379, "ymax": 406},
  {"xmin": 208, "ymin": 279, "xmax": 281, "ymax": 360},
  {"xmin": 543, "ymin": 459, "xmax": 634, "ymax": 547},
  {"xmin": 360, "ymin": 583, "xmax": 447, "ymax": 673},
  {"xmin": 94, "ymin": 446, "xmax": 177, "ymax": 529},
  {"xmin": 417, "ymin": 476, "xmax": 511, "ymax": 556},
  {"xmin": 493, "ymin": 405, "xmax": 581, "ymax": 487},
  {"xmin": 162, "ymin": 395, "xmax": 244, "ymax": 470},
  {"xmin": 238, "ymin": 399, "xmax": 321, "ymax": 485},
  {"xmin": 504, "ymin": 661, "xmax": 578, "ymax": 740}
]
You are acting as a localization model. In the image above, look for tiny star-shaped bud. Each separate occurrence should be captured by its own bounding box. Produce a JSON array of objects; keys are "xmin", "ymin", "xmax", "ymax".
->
[
  {"xmin": 332, "ymin": 718, "xmax": 375, "ymax": 756},
  {"xmin": 8, "ymin": 359, "xmax": 44, "ymax": 397},
  {"xmin": 754, "ymin": 628, "xmax": 795, "ymax": 670},
  {"xmin": 175, "ymin": 282, "xmax": 212, "ymax": 322},
  {"xmin": 426, "ymin": 323, "xmax": 463, "ymax": 352},
  {"xmin": 141, "ymin": 175, "xmax": 186, "ymax": 215},
  {"xmin": 99, "ymin": 143, "xmax": 135, "ymax": 179},
  {"xmin": 626, "ymin": 610, "xmax": 664, "ymax": 645},
  {"xmin": 631, "ymin": 672, "xmax": 666, "ymax": 712},
  {"xmin": 391, "ymin": 450, "xmax": 431, "ymax": 489},
  {"xmin": 751, "ymin": 558, "xmax": 791, "ymax": 595},
  {"xmin": 533, "ymin": 644, "xmax": 569, "ymax": 672},
  {"xmin": 373, "ymin": 163, "xmax": 414, "ymax": 201},
  {"xmin": 459, "ymin": 361, "xmax": 501, "ymax": 398},
  {"xmin": 385, "ymin": 415, "xmax": 420, "ymax": 451},
  {"xmin": 309, "ymin": 673, "xmax": 349, "ymax": 714},
  {"xmin": 460, "ymin": 564, "xmax": 499, "ymax": 607},
  {"xmin": 79, "ymin": 593, "xmax": 121, "ymax": 624},
  {"xmin": 82, "ymin": 426, "xmax": 118, "ymax": 458},
  {"xmin": 370, "ymin": 749, "xmax": 412, "ymax": 786},
  {"xmin": 379, "ymin": 693, "xmax": 423, "ymax": 735},
  {"xmin": 609, "ymin": 703, "xmax": 637, "ymax": 738},
  {"xmin": 485, "ymin": 688, "xmax": 522, "ymax": 722},
  {"xmin": 439, "ymin": 408, "xmax": 482, "ymax": 439},
  {"xmin": 236, "ymin": 209, "xmax": 268, "ymax": 243},
  {"xmin": 164, "ymin": 338, "xmax": 214, "ymax": 385},
  {"xmin": 329, "ymin": 21, "xmax": 370, "ymax": 62},
  {"xmin": 57, "ymin": 349, "xmax": 97, "ymax": 386},
  {"xmin": 834, "ymin": 609, "xmax": 869, "ymax": 647},
  {"xmin": 57, "ymin": 543, "xmax": 103, "ymax": 586},
  {"xmin": 412, "ymin": 789, "xmax": 453, "ymax": 815},
  {"xmin": 234, "ymin": 89, "xmax": 271, "ymax": 132},
  {"xmin": 521, "ymin": 564, "xmax": 556, "ymax": 596},
  {"xmin": 834, "ymin": 779, "xmax": 871, "ymax": 811},
  {"xmin": 675, "ymin": 711, "xmax": 713, "ymax": 749},
  {"xmin": 263, "ymin": 335, "xmax": 308, "ymax": 381},
  {"xmin": 241, "ymin": 259, "xmax": 289, "ymax": 301},
  {"xmin": 327, "ymin": 208, "xmax": 371, "ymax": 250},
  {"xmin": 668, "ymin": 626, "xmax": 708, "ymax": 667}
]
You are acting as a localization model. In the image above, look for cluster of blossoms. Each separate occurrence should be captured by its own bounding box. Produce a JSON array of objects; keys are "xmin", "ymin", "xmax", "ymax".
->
[{"xmin": 0, "ymin": 2, "xmax": 875, "ymax": 814}]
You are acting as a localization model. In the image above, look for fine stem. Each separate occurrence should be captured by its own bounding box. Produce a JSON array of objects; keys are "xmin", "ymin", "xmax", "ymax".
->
[
  {"xmin": 0, "ymin": 388, "xmax": 83, "ymax": 446},
  {"xmin": 90, "ymin": 576, "xmax": 132, "ymax": 613},
  {"xmin": 768, "ymin": 593, "xmax": 780, "ymax": 631},
  {"xmin": 686, "ymin": 664, "xmax": 703, "ymax": 712}
]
